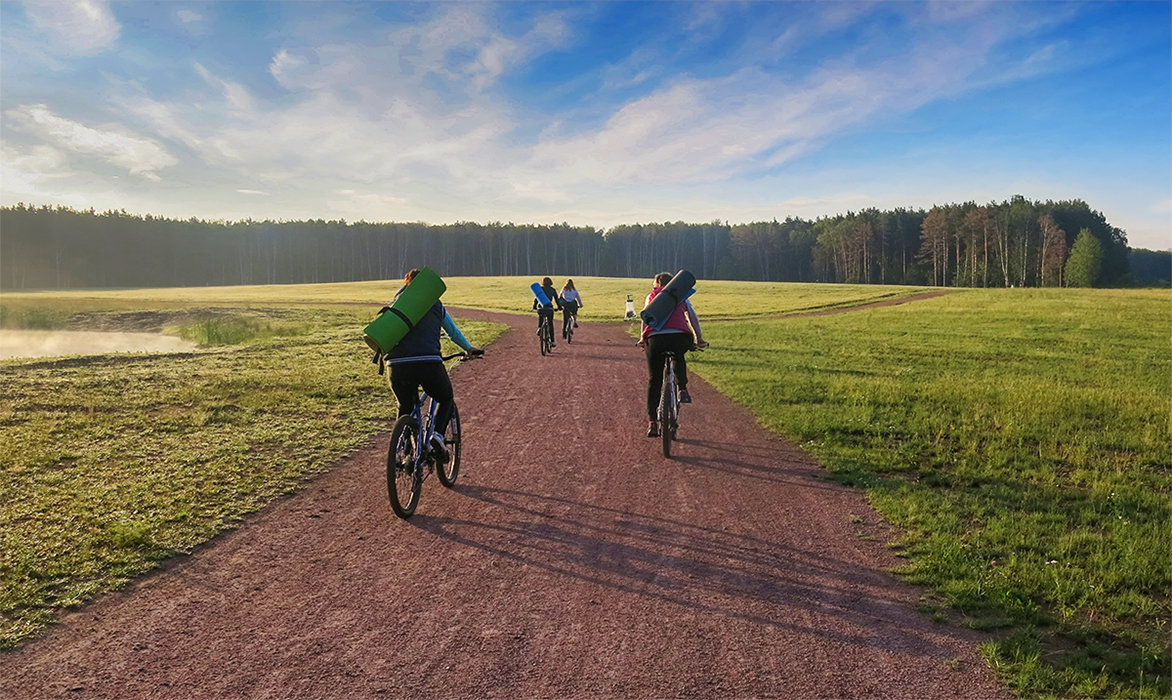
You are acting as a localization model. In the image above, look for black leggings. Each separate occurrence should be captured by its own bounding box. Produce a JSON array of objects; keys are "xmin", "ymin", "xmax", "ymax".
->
[
  {"xmin": 536, "ymin": 307, "xmax": 555, "ymax": 330},
  {"xmin": 645, "ymin": 333, "xmax": 693, "ymax": 421},
  {"xmin": 561, "ymin": 301, "xmax": 578, "ymax": 334},
  {"xmin": 389, "ymin": 361, "xmax": 455, "ymax": 434}
]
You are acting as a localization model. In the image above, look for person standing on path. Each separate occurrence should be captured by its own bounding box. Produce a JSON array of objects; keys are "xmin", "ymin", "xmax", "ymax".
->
[
  {"xmin": 533, "ymin": 276, "xmax": 561, "ymax": 349},
  {"xmin": 382, "ymin": 268, "xmax": 482, "ymax": 462},
  {"xmin": 559, "ymin": 279, "xmax": 584, "ymax": 340},
  {"xmin": 637, "ymin": 271, "xmax": 708, "ymax": 438}
]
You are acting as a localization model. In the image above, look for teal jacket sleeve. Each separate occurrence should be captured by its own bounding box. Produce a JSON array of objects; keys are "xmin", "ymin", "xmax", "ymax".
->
[{"xmin": 441, "ymin": 311, "xmax": 473, "ymax": 351}]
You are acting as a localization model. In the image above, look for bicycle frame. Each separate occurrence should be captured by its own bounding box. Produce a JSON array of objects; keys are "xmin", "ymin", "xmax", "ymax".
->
[
  {"xmin": 563, "ymin": 310, "xmax": 577, "ymax": 340},
  {"xmin": 538, "ymin": 310, "xmax": 555, "ymax": 355},
  {"xmin": 658, "ymin": 352, "xmax": 680, "ymax": 457},
  {"xmin": 406, "ymin": 392, "xmax": 440, "ymax": 476}
]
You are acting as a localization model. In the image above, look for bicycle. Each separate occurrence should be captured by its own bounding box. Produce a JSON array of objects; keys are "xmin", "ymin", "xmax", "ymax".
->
[
  {"xmin": 656, "ymin": 344, "xmax": 705, "ymax": 458},
  {"xmin": 562, "ymin": 309, "xmax": 577, "ymax": 344},
  {"xmin": 386, "ymin": 350, "xmax": 482, "ymax": 518},
  {"xmin": 538, "ymin": 309, "xmax": 555, "ymax": 355}
]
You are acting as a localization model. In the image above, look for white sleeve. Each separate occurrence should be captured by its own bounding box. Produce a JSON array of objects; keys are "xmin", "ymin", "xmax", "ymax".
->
[{"xmin": 685, "ymin": 300, "xmax": 702, "ymax": 338}]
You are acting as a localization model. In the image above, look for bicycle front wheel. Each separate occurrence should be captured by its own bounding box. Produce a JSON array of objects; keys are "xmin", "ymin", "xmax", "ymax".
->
[
  {"xmin": 660, "ymin": 360, "xmax": 676, "ymax": 458},
  {"xmin": 387, "ymin": 415, "xmax": 422, "ymax": 518},
  {"xmin": 436, "ymin": 403, "xmax": 461, "ymax": 488}
]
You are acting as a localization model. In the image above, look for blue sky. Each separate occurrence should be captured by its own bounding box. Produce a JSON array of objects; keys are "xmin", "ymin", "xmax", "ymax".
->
[{"xmin": 2, "ymin": 1, "xmax": 1169, "ymax": 250}]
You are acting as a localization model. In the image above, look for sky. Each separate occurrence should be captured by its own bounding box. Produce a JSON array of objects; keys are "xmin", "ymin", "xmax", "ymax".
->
[{"xmin": 1, "ymin": 1, "xmax": 1170, "ymax": 250}]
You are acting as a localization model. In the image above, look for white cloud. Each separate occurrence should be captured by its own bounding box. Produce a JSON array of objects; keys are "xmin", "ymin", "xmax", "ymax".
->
[
  {"xmin": 0, "ymin": 143, "xmax": 68, "ymax": 201},
  {"xmin": 22, "ymin": 0, "xmax": 120, "ymax": 55},
  {"xmin": 505, "ymin": 9, "xmax": 1043, "ymax": 201},
  {"xmin": 177, "ymin": 9, "xmax": 202, "ymax": 24},
  {"xmin": 327, "ymin": 190, "xmax": 410, "ymax": 217},
  {"xmin": 2, "ymin": 143, "xmax": 69, "ymax": 175},
  {"xmin": 69, "ymin": 2, "xmax": 1104, "ymax": 228},
  {"xmin": 6, "ymin": 104, "xmax": 177, "ymax": 179}
]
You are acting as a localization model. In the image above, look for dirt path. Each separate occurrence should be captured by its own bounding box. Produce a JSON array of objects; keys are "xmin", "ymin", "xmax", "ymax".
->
[{"xmin": 0, "ymin": 306, "xmax": 1006, "ymax": 699}]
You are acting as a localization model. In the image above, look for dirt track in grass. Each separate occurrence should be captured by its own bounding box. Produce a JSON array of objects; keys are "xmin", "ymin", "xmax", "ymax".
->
[{"xmin": 0, "ymin": 293, "xmax": 1008, "ymax": 699}]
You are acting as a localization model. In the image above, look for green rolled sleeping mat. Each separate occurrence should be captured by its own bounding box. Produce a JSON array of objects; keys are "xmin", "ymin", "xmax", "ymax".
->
[{"xmin": 363, "ymin": 267, "xmax": 447, "ymax": 353}]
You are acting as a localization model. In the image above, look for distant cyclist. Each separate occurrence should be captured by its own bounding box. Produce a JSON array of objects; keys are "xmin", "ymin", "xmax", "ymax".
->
[
  {"xmin": 559, "ymin": 279, "xmax": 584, "ymax": 340},
  {"xmin": 636, "ymin": 271, "xmax": 708, "ymax": 437},
  {"xmin": 382, "ymin": 269, "xmax": 481, "ymax": 462},
  {"xmin": 532, "ymin": 276, "xmax": 561, "ymax": 348}
]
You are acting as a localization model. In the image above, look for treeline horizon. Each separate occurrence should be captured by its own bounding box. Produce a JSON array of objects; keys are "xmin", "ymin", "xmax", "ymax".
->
[{"xmin": 2, "ymin": 196, "xmax": 1169, "ymax": 290}]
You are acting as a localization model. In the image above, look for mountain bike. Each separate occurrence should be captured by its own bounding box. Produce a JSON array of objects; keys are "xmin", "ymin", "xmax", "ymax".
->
[
  {"xmin": 386, "ymin": 350, "xmax": 482, "ymax": 518},
  {"xmin": 538, "ymin": 309, "xmax": 555, "ymax": 355}
]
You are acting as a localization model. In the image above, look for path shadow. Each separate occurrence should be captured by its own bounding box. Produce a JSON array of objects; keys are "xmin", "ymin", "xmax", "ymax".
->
[{"xmin": 406, "ymin": 483, "xmax": 962, "ymax": 662}]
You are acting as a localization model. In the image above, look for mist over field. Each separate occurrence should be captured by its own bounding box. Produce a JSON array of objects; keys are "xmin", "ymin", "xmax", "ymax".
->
[{"xmin": 0, "ymin": 329, "xmax": 196, "ymax": 360}]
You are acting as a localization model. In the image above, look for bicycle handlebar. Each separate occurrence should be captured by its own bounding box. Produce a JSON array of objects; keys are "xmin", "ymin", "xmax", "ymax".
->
[
  {"xmin": 442, "ymin": 349, "xmax": 484, "ymax": 362},
  {"xmin": 635, "ymin": 340, "xmax": 708, "ymax": 350}
]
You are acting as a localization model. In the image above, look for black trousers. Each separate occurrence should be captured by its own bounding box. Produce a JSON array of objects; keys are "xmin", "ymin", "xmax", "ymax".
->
[
  {"xmin": 389, "ymin": 361, "xmax": 455, "ymax": 434},
  {"xmin": 536, "ymin": 307, "xmax": 555, "ymax": 334},
  {"xmin": 561, "ymin": 300, "xmax": 579, "ymax": 335},
  {"xmin": 644, "ymin": 332, "xmax": 693, "ymax": 421}
]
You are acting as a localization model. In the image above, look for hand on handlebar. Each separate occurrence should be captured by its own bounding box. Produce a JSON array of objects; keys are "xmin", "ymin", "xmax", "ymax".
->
[
  {"xmin": 696, "ymin": 340, "xmax": 709, "ymax": 349},
  {"xmin": 635, "ymin": 339, "xmax": 646, "ymax": 348},
  {"xmin": 465, "ymin": 347, "xmax": 484, "ymax": 358}
]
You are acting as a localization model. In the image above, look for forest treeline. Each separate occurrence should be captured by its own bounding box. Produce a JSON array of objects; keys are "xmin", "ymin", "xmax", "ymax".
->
[{"xmin": 1, "ymin": 195, "xmax": 1166, "ymax": 290}]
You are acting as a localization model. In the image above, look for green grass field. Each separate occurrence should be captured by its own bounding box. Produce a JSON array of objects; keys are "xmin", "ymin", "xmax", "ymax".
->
[
  {"xmin": 2, "ymin": 279, "xmax": 1169, "ymax": 698},
  {"xmin": 0, "ymin": 300, "xmax": 505, "ymax": 650},
  {"xmin": 0, "ymin": 275, "xmax": 923, "ymax": 321},
  {"xmin": 689, "ymin": 287, "xmax": 1171, "ymax": 698}
]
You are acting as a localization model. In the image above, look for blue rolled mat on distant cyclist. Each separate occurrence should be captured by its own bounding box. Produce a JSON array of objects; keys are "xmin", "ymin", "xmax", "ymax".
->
[
  {"xmin": 639, "ymin": 269, "xmax": 696, "ymax": 331},
  {"xmin": 364, "ymin": 266, "xmax": 447, "ymax": 353},
  {"xmin": 530, "ymin": 281, "xmax": 553, "ymax": 306}
]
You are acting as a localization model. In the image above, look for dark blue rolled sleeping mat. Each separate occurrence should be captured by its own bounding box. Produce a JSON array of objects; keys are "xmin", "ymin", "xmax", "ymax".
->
[{"xmin": 639, "ymin": 269, "xmax": 696, "ymax": 330}]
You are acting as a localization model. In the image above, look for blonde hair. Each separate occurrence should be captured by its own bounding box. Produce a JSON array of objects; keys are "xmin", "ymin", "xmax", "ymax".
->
[{"xmin": 563, "ymin": 279, "xmax": 576, "ymax": 292}]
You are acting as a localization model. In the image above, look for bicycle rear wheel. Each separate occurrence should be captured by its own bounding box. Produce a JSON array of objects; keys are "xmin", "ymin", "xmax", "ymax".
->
[
  {"xmin": 660, "ymin": 359, "xmax": 676, "ymax": 458},
  {"xmin": 540, "ymin": 318, "xmax": 552, "ymax": 355},
  {"xmin": 387, "ymin": 415, "xmax": 422, "ymax": 518},
  {"xmin": 436, "ymin": 403, "xmax": 461, "ymax": 487},
  {"xmin": 564, "ymin": 314, "xmax": 573, "ymax": 343}
]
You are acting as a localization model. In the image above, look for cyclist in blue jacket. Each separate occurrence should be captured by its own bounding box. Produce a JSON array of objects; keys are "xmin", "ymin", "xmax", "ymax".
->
[
  {"xmin": 532, "ymin": 276, "xmax": 561, "ymax": 348},
  {"xmin": 382, "ymin": 269, "xmax": 481, "ymax": 462}
]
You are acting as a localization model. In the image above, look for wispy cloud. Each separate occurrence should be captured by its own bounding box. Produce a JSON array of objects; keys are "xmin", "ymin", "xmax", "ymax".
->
[
  {"xmin": 124, "ymin": 6, "xmax": 569, "ymax": 198},
  {"xmin": 119, "ymin": 3, "xmax": 1077, "ymax": 217},
  {"xmin": 0, "ymin": 143, "xmax": 69, "ymax": 201},
  {"xmin": 6, "ymin": 104, "xmax": 177, "ymax": 179},
  {"xmin": 22, "ymin": 0, "xmax": 119, "ymax": 55}
]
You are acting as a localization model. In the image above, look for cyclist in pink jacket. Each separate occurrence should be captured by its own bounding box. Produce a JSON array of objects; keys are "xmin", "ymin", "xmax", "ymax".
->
[{"xmin": 636, "ymin": 272, "xmax": 708, "ymax": 437}]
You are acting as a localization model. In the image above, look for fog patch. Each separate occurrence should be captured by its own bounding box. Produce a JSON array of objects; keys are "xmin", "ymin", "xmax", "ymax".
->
[{"xmin": 0, "ymin": 330, "xmax": 198, "ymax": 360}]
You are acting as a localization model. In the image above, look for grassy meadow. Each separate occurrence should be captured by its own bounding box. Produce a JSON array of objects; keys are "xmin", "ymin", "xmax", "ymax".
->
[
  {"xmin": 2, "ymin": 278, "xmax": 1169, "ymax": 699},
  {"xmin": 0, "ymin": 275, "xmax": 924, "ymax": 321},
  {"xmin": 688, "ymin": 287, "xmax": 1171, "ymax": 698},
  {"xmin": 0, "ymin": 296, "xmax": 504, "ymax": 650}
]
